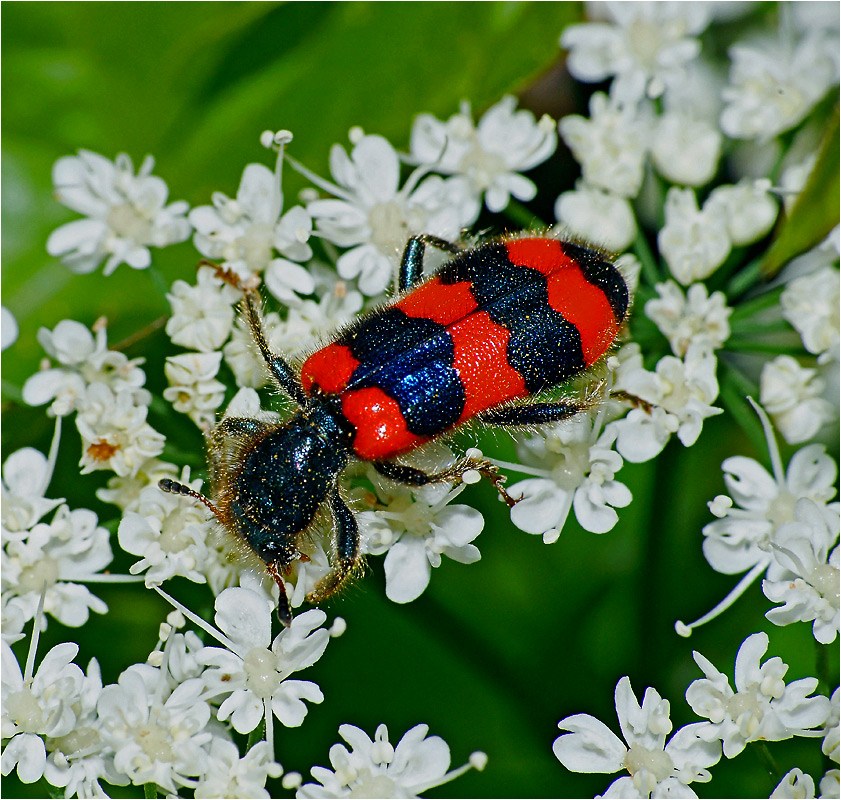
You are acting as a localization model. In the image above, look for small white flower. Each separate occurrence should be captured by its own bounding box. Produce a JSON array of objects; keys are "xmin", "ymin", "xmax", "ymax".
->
[
  {"xmin": 297, "ymin": 723, "xmax": 483, "ymax": 798},
  {"xmin": 46, "ymin": 150, "xmax": 190, "ymax": 276},
  {"xmin": 2, "ymin": 639, "xmax": 88, "ymax": 785},
  {"xmin": 558, "ymin": 92, "xmax": 649, "ymax": 198},
  {"xmin": 43, "ymin": 657, "xmax": 117, "ymax": 800},
  {"xmin": 1, "ymin": 443, "xmax": 63, "ymax": 536},
  {"xmin": 702, "ymin": 437, "xmax": 837, "ymax": 578},
  {"xmin": 553, "ymin": 676, "xmax": 720, "ymax": 798},
  {"xmin": 165, "ymin": 265, "xmax": 241, "ymax": 352},
  {"xmin": 645, "ymin": 280, "xmax": 732, "ymax": 357},
  {"xmin": 555, "ymin": 183, "xmax": 637, "ymax": 252},
  {"xmin": 720, "ymin": 31, "xmax": 840, "ymax": 142},
  {"xmin": 771, "ymin": 768, "xmax": 816, "ymax": 799},
  {"xmin": 2, "ymin": 504, "xmax": 112, "ymax": 628},
  {"xmin": 650, "ymin": 110, "xmax": 722, "ymax": 187},
  {"xmin": 609, "ymin": 343, "xmax": 722, "ymax": 463},
  {"xmin": 194, "ymin": 738, "xmax": 282, "ymax": 799},
  {"xmin": 96, "ymin": 457, "xmax": 178, "ymax": 513},
  {"xmin": 705, "ymin": 179, "xmax": 779, "ymax": 247},
  {"xmin": 686, "ymin": 632, "xmax": 830, "ymax": 758},
  {"xmin": 760, "ymin": 355, "xmax": 834, "ymax": 444},
  {"xmin": 658, "ymin": 187, "xmax": 731, "ymax": 284},
  {"xmin": 506, "ymin": 415, "xmax": 631, "ymax": 539},
  {"xmin": 358, "ymin": 449, "xmax": 484, "ymax": 604},
  {"xmin": 1, "ymin": 595, "xmax": 28, "ymax": 646},
  {"xmin": 76, "ymin": 384, "xmax": 166, "ymax": 477},
  {"xmin": 118, "ymin": 467, "xmax": 215, "ymax": 585},
  {"xmin": 23, "ymin": 319, "xmax": 148, "ymax": 417},
  {"xmin": 822, "ymin": 769, "xmax": 841, "ymax": 799},
  {"xmin": 97, "ymin": 663, "xmax": 212, "ymax": 793},
  {"xmin": 307, "ymin": 132, "xmax": 478, "ymax": 295},
  {"xmin": 163, "ymin": 351, "xmax": 227, "ymax": 428},
  {"xmin": 270, "ymin": 282, "xmax": 364, "ymax": 359},
  {"xmin": 2, "ymin": 306, "xmax": 18, "ymax": 350},
  {"xmin": 661, "ymin": 57, "xmax": 724, "ymax": 122},
  {"xmin": 561, "ymin": 2, "xmax": 712, "ymax": 103},
  {"xmin": 781, "ymin": 266, "xmax": 840, "ymax": 364},
  {"xmin": 189, "ymin": 147, "xmax": 314, "ymax": 291},
  {"xmin": 678, "ymin": 401, "xmax": 839, "ymax": 637},
  {"xmin": 199, "ymin": 588, "xmax": 328, "ymax": 735},
  {"xmin": 410, "ymin": 96, "xmax": 557, "ymax": 212},
  {"xmin": 763, "ymin": 498, "xmax": 840, "ymax": 644}
]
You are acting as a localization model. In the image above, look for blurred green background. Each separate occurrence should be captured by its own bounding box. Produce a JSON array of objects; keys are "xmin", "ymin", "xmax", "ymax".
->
[{"xmin": 2, "ymin": 3, "xmax": 837, "ymax": 798}]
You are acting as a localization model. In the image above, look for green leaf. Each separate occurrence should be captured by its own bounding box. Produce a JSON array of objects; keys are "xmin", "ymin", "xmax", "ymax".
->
[
  {"xmin": 761, "ymin": 104, "xmax": 840, "ymax": 278},
  {"xmin": 718, "ymin": 364, "xmax": 769, "ymax": 466}
]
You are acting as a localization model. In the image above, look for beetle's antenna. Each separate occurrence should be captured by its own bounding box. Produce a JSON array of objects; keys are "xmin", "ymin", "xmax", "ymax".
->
[{"xmin": 158, "ymin": 479, "xmax": 225, "ymax": 523}]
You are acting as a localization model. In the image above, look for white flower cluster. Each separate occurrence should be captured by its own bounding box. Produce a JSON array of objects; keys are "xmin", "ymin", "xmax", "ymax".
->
[
  {"xmin": 1, "ymin": 434, "xmax": 115, "ymax": 634},
  {"xmin": 2, "ymin": 586, "xmax": 319, "ymax": 795},
  {"xmin": 2, "ymin": 586, "xmax": 481, "ymax": 798},
  {"xmin": 46, "ymin": 151, "xmax": 191, "ymax": 276},
  {"xmin": 298, "ymin": 95, "xmax": 556, "ymax": 296},
  {"xmin": 22, "ymin": 319, "xmax": 165, "ymax": 478},
  {"xmin": 554, "ymin": 633, "xmax": 833, "ymax": 797},
  {"xmin": 677, "ymin": 402, "xmax": 840, "ymax": 646},
  {"xmin": 549, "ymin": 4, "xmax": 839, "ymax": 796},
  {"xmin": 296, "ymin": 722, "xmax": 486, "ymax": 798}
]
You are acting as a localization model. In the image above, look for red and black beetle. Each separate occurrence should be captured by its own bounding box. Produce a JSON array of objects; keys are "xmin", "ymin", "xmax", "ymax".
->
[{"xmin": 161, "ymin": 234, "xmax": 629, "ymax": 624}]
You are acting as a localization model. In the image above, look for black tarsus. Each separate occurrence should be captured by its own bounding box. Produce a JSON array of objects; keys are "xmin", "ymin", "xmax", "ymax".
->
[{"xmin": 398, "ymin": 234, "xmax": 464, "ymax": 292}]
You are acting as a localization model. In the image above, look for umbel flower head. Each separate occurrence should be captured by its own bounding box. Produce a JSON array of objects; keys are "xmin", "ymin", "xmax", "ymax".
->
[
  {"xmin": 46, "ymin": 151, "xmax": 191, "ymax": 276},
  {"xmin": 297, "ymin": 722, "xmax": 486, "ymax": 798}
]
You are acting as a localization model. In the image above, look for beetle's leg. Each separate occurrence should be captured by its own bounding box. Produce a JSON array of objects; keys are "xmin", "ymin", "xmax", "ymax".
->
[
  {"xmin": 398, "ymin": 234, "xmax": 464, "ymax": 292},
  {"xmin": 610, "ymin": 390, "xmax": 655, "ymax": 414},
  {"xmin": 373, "ymin": 455, "xmax": 520, "ymax": 508},
  {"xmin": 241, "ymin": 289, "xmax": 308, "ymax": 407},
  {"xmin": 265, "ymin": 561, "xmax": 293, "ymax": 627},
  {"xmin": 476, "ymin": 398, "xmax": 588, "ymax": 427},
  {"xmin": 307, "ymin": 488, "xmax": 360, "ymax": 603}
]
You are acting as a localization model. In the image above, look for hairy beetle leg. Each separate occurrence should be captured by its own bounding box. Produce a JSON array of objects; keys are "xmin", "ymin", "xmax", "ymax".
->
[
  {"xmin": 373, "ymin": 455, "xmax": 522, "ymax": 508},
  {"xmin": 266, "ymin": 561, "xmax": 293, "ymax": 627},
  {"xmin": 306, "ymin": 489, "xmax": 360, "ymax": 605}
]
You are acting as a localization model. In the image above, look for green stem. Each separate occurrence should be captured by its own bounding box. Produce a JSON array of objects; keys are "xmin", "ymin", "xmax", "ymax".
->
[
  {"xmin": 728, "ymin": 320, "xmax": 796, "ymax": 336},
  {"xmin": 147, "ymin": 265, "xmax": 172, "ymax": 303},
  {"xmin": 632, "ymin": 230, "xmax": 661, "ymax": 287},
  {"xmin": 718, "ymin": 363, "xmax": 769, "ymax": 464},
  {"xmin": 816, "ymin": 640, "xmax": 832, "ymax": 695},
  {"xmin": 503, "ymin": 198, "xmax": 546, "ymax": 230},
  {"xmin": 144, "ymin": 783, "xmax": 158, "ymax": 799},
  {"xmin": 753, "ymin": 742, "xmax": 781, "ymax": 780},
  {"xmin": 726, "ymin": 257, "xmax": 764, "ymax": 301},
  {"xmin": 724, "ymin": 340, "xmax": 805, "ymax": 355},
  {"xmin": 728, "ymin": 286, "xmax": 785, "ymax": 323}
]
